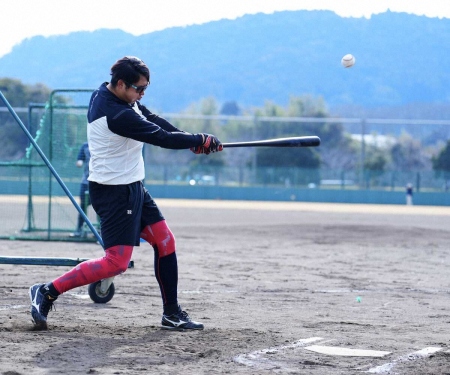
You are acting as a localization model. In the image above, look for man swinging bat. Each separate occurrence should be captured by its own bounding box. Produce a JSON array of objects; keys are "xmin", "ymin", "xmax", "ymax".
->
[{"xmin": 29, "ymin": 56, "xmax": 222, "ymax": 331}]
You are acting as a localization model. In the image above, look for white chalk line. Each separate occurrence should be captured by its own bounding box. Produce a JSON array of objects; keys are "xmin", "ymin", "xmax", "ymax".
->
[
  {"xmin": 234, "ymin": 337, "xmax": 324, "ymax": 370},
  {"xmin": 315, "ymin": 288, "xmax": 450, "ymax": 294},
  {"xmin": 180, "ymin": 289, "xmax": 239, "ymax": 294},
  {"xmin": 366, "ymin": 347, "xmax": 443, "ymax": 373},
  {"xmin": 68, "ymin": 293, "xmax": 91, "ymax": 299},
  {"xmin": 0, "ymin": 304, "xmax": 27, "ymax": 311}
]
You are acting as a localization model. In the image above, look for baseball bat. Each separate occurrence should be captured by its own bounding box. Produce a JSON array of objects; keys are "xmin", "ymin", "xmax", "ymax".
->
[{"xmin": 223, "ymin": 136, "xmax": 320, "ymax": 148}]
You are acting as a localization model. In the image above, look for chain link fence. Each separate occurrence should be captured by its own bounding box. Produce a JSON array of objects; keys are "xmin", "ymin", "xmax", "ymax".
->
[{"xmin": 1, "ymin": 89, "xmax": 449, "ymax": 241}]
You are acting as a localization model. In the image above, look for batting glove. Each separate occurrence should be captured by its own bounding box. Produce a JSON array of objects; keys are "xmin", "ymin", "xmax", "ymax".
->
[
  {"xmin": 191, "ymin": 134, "xmax": 223, "ymax": 155},
  {"xmin": 190, "ymin": 145, "xmax": 206, "ymax": 154}
]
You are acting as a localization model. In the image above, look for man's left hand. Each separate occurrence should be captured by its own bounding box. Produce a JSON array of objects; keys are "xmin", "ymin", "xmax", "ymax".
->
[{"xmin": 191, "ymin": 134, "xmax": 223, "ymax": 155}]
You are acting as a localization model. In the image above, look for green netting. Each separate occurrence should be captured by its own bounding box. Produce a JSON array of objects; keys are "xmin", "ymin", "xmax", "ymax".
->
[{"xmin": 0, "ymin": 89, "xmax": 99, "ymax": 242}]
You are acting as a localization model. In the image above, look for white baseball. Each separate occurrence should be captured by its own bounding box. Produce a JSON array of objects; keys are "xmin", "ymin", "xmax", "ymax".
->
[{"xmin": 341, "ymin": 54, "xmax": 355, "ymax": 68}]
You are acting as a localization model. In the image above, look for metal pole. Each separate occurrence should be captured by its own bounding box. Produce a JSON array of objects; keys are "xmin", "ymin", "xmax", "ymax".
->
[
  {"xmin": 47, "ymin": 93, "xmax": 54, "ymax": 240},
  {"xmin": 361, "ymin": 118, "xmax": 366, "ymax": 189},
  {"xmin": 26, "ymin": 105, "xmax": 34, "ymax": 232}
]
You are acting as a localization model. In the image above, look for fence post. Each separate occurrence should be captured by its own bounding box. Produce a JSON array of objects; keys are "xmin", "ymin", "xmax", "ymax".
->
[
  {"xmin": 340, "ymin": 170, "xmax": 345, "ymax": 189},
  {"xmin": 360, "ymin": 118, "xmax": 366, "ymax": 189}
]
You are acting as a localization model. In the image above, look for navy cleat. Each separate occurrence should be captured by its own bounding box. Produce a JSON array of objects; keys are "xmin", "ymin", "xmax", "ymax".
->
[
  {"xmin": 161, "ymin": 306, "xmax": 204, "ymax": 330},
  {"xmin": 29, "ymin": 283, "xmax": 57, "ymax": 330}
]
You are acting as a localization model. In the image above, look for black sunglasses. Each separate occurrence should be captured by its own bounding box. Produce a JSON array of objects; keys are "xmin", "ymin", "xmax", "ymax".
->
[{"xmin": 125, "ymin": 81, "xmax": 149, "ymax": 94}]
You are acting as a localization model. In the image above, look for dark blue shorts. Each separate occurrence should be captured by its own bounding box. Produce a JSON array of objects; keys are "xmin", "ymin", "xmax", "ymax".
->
[{"xmin": 88, "ymin": 181, "xmax": 164, "ymax": 249}]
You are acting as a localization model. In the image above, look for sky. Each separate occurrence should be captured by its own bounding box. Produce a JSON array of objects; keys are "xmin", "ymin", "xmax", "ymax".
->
[{"xmin": 1, "ymin": 0, "xmax": 450, "ymax": 58}]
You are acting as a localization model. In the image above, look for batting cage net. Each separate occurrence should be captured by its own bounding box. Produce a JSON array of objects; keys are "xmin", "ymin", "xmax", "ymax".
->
[{"xmin": 0, "ymin": 89, "xmax": 99, "ymax": 242}]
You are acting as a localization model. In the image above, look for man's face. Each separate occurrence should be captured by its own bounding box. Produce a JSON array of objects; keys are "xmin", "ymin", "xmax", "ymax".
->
[{"xmin": 117, "ymin": 75, "xmax": 149, "ymax": 104}]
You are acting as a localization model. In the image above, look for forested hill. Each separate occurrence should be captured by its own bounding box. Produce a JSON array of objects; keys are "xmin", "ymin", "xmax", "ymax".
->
[{"xmin": 0, "ymin": 10, "xmax": 450, "ymax": 114}]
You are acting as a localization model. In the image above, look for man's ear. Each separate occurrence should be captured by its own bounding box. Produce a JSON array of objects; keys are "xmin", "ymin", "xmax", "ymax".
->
[{"xmin": 117, "ymin": 80, "xmax": 126, "ymax": 90}]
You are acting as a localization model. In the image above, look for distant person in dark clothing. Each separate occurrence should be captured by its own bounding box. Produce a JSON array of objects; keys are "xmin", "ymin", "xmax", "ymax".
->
[
  {"xmin": 406, "ymin": 183, "xmax": 413, "ymax": 205},
  {"xmin": 70, "ymin": 142, "xmax": 90, "ymax": 237}
]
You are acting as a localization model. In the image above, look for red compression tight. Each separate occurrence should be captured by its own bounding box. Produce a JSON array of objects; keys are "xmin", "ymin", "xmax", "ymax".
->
[
  {"xmin": 51, "ymin": 220, "xmax": 177, "ymax": 307},
  {"xmin": 140, "ymin": 220, "xmax": 178, "ymax": 307},
  {"xmin": 52, "ymin": 245, "xmax": 133, "ymax": 294}
]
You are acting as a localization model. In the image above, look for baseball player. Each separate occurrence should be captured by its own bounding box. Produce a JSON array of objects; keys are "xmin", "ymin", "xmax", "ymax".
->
[{"xmin": 29, "ymin": 56, "xmax": 222, "ymax": 330}]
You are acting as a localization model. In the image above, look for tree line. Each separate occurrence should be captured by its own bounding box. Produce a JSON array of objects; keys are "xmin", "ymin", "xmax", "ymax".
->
[{"xmin": 1, "ymin": 78, "xmax": 449, "ymax": 187}]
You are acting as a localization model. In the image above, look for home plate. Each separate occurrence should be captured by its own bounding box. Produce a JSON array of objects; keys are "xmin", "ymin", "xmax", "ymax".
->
[{"xmin": 305, "ymin": 345, "xmax": 391, "ymax": 357}]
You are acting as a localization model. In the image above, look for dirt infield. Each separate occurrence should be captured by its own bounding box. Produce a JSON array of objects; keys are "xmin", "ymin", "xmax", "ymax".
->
[{"xmin": 0, "ymin": 199, "xmax": 449, "ymax": 374}]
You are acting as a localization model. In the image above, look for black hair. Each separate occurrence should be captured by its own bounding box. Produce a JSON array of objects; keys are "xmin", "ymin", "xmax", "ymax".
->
[{"xmin": 110, "ymin": 56, "xmax": 150, "ymax": 87}]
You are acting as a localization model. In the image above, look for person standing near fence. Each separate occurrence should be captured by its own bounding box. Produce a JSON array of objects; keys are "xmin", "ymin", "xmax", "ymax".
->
[
  {"xmin": 406, "ymin": 183, "xmax": 413, "ymax": 205},
  {"xmin": 70, "ymin": 142, "xmax": 90, "ymax": 238},
  {"xmin": 29, "ymin": 55, "xmax": 222, "ymax": 331}
]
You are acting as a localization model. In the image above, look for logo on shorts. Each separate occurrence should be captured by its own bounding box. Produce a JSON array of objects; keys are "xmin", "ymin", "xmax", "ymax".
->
[{"xmin": 127, "ymin": 210, "xmax": 132, "ymax": 214}]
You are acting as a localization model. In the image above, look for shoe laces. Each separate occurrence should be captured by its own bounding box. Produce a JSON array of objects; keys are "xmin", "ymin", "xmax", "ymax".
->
[
  {"xmin": 178, "ymin": 310, "xmax": 191, "ymax": 321},
  {"xmin": 41, "ymin": 296, "xmax": 56, "ymax": 317}
]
